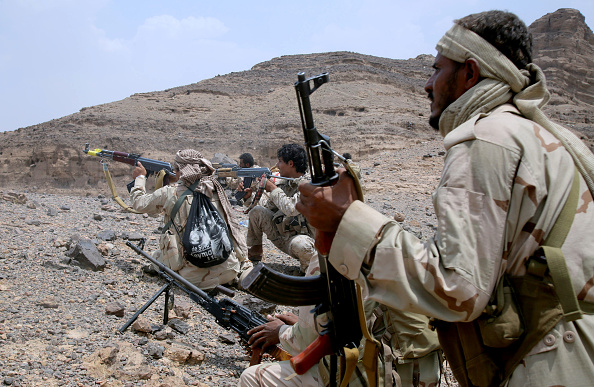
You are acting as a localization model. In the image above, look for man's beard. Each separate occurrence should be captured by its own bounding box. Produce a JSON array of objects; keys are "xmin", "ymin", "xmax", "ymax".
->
[
  {"xmin": 429, "ymin": 109, "xmax": 440, "ymax": 131},
  {"xmin": 428, "ymin": 68, "xmax": 462, "ymax": 131}
]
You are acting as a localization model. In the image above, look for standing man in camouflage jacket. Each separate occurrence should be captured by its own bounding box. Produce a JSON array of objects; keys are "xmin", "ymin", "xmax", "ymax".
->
[
  {"xmin": 243, "ymin": 143, "xmax": 315, "ymax": 274},
  {"xmin": 297, "ymin": 10, "xmax": 594, "ymax": 387}
]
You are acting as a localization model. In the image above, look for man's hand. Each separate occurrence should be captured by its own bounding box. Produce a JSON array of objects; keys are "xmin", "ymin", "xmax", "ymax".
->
[
  {"xmin": 296, "ymin": 168, "xmax": 358, "ymax": 233},
  {"xmin": 132, "ymin": 161, "xmax": 147, "ymax": 179},
  {"xmin": 264, "ymin": 178, "xmax": 277, "ymax": 193},
  {"xmin": 238, "ymin": 181, "xmax": 253, "ymax": 200},
  {"xmin": 247, "ymin": 312, "xmax": 298, "ymax": 350}
]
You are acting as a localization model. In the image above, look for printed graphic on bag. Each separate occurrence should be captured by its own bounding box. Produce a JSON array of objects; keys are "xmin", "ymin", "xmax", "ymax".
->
[{"xmin": 183, "ymin": 192, "xmax": 232, "ymax": 268}]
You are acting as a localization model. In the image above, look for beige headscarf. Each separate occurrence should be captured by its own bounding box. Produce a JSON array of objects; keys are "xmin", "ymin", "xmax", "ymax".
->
[
  {"xmin": 174, "ymin": 149, "xmax": 247, "ymax": 258},
  {"xmin": 436, "ymin": 23, "xmax": 594, "ymax": 197}
]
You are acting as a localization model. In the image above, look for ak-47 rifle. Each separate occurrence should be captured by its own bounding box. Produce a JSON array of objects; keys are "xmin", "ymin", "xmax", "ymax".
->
[
  {"xmin": 214, "ymin": 164, "xmax": 294, "ymax": 201},
  {"xmin": 84, "ymin": 143, "xmax": 176, "ymax": 193},
  {"xmin": 242, "ymin": 72, "xmax": 366, "ymax": 386},
  {"xmin": 124, "ymin": 240, "xmax": 291, "ymax": 365}
]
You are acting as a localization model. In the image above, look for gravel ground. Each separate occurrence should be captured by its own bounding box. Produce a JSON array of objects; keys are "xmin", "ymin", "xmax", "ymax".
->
[{"xmin": 0, "ymin": 138, "xmax": 458, "ymax": 386}]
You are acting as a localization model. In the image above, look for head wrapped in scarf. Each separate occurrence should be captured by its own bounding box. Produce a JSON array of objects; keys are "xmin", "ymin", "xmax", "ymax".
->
[
  {"xmin": 435, "ymin": 20, "xmax": 594, "ymax": 196},
  {"xmin": 174, "ymin": 149, "xmax": 215, "ymax": 188}
]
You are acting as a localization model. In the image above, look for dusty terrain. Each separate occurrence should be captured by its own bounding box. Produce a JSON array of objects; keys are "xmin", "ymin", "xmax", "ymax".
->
[
  {"xmin": 0, "ymin": 138, "xmax": 443, "ymax": 387},
  {"xmin": 0, "ymin": 7, "xmax": 593, "ymax": 387}
]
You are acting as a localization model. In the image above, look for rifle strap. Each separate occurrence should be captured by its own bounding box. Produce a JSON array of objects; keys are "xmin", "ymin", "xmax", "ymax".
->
[
  {"xmin": 155, "ymin": 169, "xmax": 167, "ymax": 190},
  {"xmin": 344, "ymin": 159, "xmax": 364, "ymax": 201},
  {"xmin": 339, "ymin": 347, "xmax": 359, "ymax": 387},
  {"xmin": 102, "ymin": 161, "xmax": 142, "ymax": 214},
  {"xmin": 162, "ymin": 180, "xmax": 200, "ymax": 234},
  {"xmin": 243, "ymin": 174, "xmax": 267, "ymax": 214},
  {"xmin": 539, "ymin": 167, "xmax": 582, "ymax": 321},
  {"xmin": 357, "ymin": 284, "xmax": 380, "ymax": 387},
  {"xmin": 335, "ymin": 158, "xmax": 378, "ymax": 386}
]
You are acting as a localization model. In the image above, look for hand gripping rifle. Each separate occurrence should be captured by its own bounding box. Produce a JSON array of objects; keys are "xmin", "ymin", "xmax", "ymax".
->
[
  {"xmin": 124, "ymin": 240, "xmax": 291, "ymax": 365},
  {"xmin": 242, "ymin": 72, "xmax": 372, "ymax": 386},
  {"xmin": 84, "ymin": 144, "xmax": 176, "ymax": 213},
  {"xmin": 214, "ymin": 165, "xmax": 295, "ymax": 212}
]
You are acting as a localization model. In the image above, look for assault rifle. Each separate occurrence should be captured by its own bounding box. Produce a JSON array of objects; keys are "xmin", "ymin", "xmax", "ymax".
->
[
  {"xmin": 84, "ymin": 143, "xmax": 176, "ymax": 192},
  {"xmin": 242, "ymin": 72, "xmax": 364, "ymax": 385},
  {"xmin": 215, "ymin": 165, "xmax": 295, "ymax": 200},
  {"xmin": 124, "ymin": 240, "xmax": 291, "ymax": 365}
]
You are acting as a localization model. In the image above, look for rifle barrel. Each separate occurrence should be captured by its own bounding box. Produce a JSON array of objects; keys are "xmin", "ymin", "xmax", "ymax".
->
[{"xmin": 126, "ymin": 241, "xmax": 212, "ymax": 300}]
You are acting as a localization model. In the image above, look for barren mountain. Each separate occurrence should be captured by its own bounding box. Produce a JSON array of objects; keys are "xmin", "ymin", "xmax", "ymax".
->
[
  {"xmin": 0, "ymin": 8, "xmax": 592, "ymax": 195},
  {"xmin": 531, "ymin": 8, "xmax": 594, "ymax": 105}
]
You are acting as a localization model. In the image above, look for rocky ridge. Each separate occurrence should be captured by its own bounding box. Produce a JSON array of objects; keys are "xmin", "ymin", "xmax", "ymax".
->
[
  {"xmin": 0, "ymin": 8, "xmax": 592, "ymax": 194},
  {"xmin": 0, "ymin": 7, "xmax": 593, "ymax": 387}
]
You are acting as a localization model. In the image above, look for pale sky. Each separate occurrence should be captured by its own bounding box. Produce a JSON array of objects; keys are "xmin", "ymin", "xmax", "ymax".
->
[{"xmin": 1, "ymin": 0, "xmax": 592, "ymax": 132}]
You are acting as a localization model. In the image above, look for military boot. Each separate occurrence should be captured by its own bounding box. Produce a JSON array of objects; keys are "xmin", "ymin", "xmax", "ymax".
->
[{"xmin": 248, "ymin": 244, "xmax": 263, "ymax": 263}]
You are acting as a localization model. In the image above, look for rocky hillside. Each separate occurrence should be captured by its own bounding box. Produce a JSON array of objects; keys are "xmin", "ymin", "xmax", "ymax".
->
[
  {"xmin": 0, "ymin": 8, "xmax": 592, "ymax": 195},
  {"xmin": 531, "ymin": 8, "xmax": 594, "ymax": 105}
]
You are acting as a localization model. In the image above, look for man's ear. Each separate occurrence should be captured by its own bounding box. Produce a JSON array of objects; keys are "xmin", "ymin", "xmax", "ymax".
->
[
  {"xmin": 287, "ymin": 160, "xmax": 294, "ymax": 168},
  {"xmin": 464, "ymin": 58, "xmax": 481, "ymax": 90}
]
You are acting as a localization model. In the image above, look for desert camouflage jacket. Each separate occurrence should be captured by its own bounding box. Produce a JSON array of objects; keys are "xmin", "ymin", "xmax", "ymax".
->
[
  {"xmin": 329, "ymin": 104, "xmax": 594, "ymax": 385},
  {"xmin": 129, "ymin": 176, "xmax": 242, "ymax": 268}
]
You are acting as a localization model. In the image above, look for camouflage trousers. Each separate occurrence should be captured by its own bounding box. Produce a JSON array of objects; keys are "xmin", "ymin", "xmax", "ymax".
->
[
  {"xmin": 239, "ymin": 360, "xmax": 322, "ymax": 387},
  {"xmin": 152, "ymin": 248, "xmax": 239, "ymax": 291},
  {"xmin": 247, "ymin": 206, "xmax": 316, "ymax": 272}
]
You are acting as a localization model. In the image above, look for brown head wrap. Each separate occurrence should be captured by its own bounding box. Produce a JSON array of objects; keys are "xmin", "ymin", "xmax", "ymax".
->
[{"xmin": 174, "ymin": 149, "xmax": 215, "ymax": 187}]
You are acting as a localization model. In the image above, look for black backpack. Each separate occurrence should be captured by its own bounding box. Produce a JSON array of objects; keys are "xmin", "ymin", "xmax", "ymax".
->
[{"xmin": 165, "ymin": 182, "xmax": 233, "ymax": 268}]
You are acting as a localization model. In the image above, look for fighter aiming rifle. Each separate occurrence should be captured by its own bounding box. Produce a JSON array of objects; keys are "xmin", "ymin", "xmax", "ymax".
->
[
  {"xmin": 242, "ymin": 72, "xmax": 376, "ymax": 386},
  {"xmin": 84, "ymin": 143, "xmax": 176, "ymax": 213}
]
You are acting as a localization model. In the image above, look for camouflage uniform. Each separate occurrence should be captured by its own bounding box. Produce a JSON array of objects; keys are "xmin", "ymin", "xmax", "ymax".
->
[
  {"xmin": 130, "ymin": 175, "xmax": 240, "ymax": 290},
  {"xmin": 246, "ymin": 174, "xmax": 315, "ymax": 272},
  {"xmin": 239, "ymin": 256, "xmax": 442, "ymax": 387},
  {"xmin": 328, "ymin": 104, "xmax": 594, "ymax": 386},
  {"xmin": 238, "ymin": 254, "xmax": 325, "ymax": 387}
]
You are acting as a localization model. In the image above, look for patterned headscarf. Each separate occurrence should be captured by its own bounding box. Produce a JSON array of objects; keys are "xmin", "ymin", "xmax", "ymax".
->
[
  {"xmin": 436, "ymin": 24, "xmax": 594, "ymax": 197},
  {"xmin": 174, "ymin": 149, "xmax": 215, "ymax": 187},
  {"xmin": 174, "ymin": 149, "xmax": 247, "ymax": 258}
]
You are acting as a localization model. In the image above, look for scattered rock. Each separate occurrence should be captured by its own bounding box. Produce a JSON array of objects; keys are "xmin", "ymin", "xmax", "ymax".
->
[
  {"xmin": 105, "ymin": 302, "xmax": 125, "ymax": 317},
  {"xmin": 97, "ymin": 230, "xmax": 117, "ymax": 241},
  {"xmin": 66, "ymin": 239, "xmax": 106, "ymax": 271},
  {"xmin": 167, "ymin": 318, "xmax": 189, "ymax": 334},
  {"xmin": 131, "ymin": 316, "xmax": 154, "ymax": 333},
  {"xmin": 37, "ymin": 297, "xmax": 60, "ymax": 309},
  {"xmin": 2, "ymin": 192, "xmax": 27, "ymax": 204},
  {"xmin": 147, "ymin": 343, "xmax": 164, "ymax": 359},
  {"xmin": 219, "ymin": 333, "xmax": 236, "ymax": 344},
  {"xmin": 174, "ymin": 301, "xmax": 193, "ymax": 318}
]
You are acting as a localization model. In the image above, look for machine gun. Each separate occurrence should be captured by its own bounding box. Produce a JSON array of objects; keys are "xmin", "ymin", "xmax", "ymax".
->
[
  {"xmin": 242, "ymin": 72, "xmax": 366, "ymax": 386},
  {"xmin": 84, "ymin": 143, "xmax": 176, "ymax": 193},
  {"xmin": 124, "ymin": 240, "xmax": 291, "ymax": 365}
]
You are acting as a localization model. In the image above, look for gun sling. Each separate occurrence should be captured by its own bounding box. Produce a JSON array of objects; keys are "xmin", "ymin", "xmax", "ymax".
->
[
  {"xmin": 102, "ymin": 162, "xmax": 170, "ymax": 214},
  {"xmin": 102, "ymin": 161, "xmax": 142, "ymax": 214}
]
